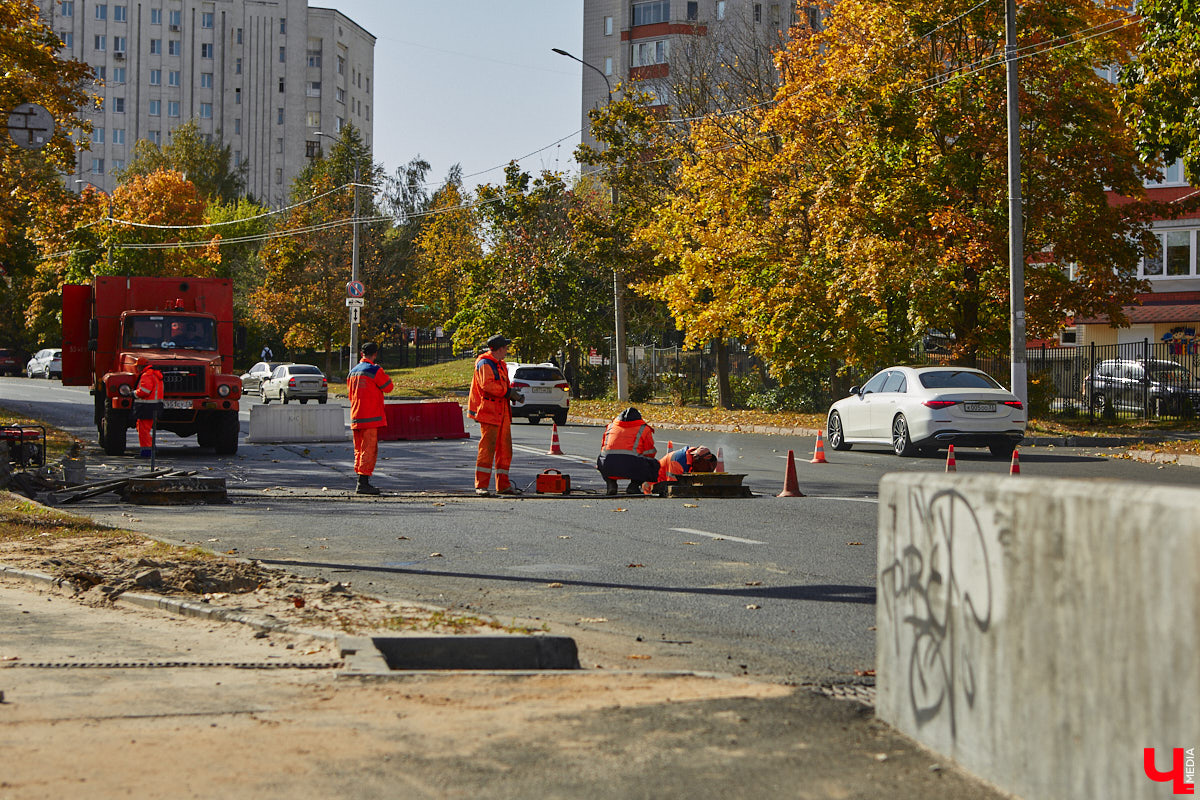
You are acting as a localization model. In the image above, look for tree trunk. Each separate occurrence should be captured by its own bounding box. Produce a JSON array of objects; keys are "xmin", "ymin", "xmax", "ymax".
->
[
  {"xmin": 714, "ymin": 337, "xmax": 733, "ymax": 410},
  {"xmin": 324, "ymin": 339, "xmax": 333, "ymax": 378}
]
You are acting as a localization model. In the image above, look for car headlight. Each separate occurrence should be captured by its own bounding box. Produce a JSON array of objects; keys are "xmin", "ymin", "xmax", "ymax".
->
[
  {"xmin": 118, "ymin": 384, "xmax": 133, "ymax": 397},
  {"xmin": 218, "ymin": 384, "xmax": 231, "ymax": 397}
]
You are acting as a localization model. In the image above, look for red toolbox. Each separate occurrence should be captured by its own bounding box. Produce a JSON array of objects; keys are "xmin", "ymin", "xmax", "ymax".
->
[{"xmin": 535, "ymin": 469, "xmax": 571, "ymax": 495}]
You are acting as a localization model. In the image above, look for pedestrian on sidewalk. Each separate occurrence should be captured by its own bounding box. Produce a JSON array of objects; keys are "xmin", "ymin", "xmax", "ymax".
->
[
  {"xmin": 596, "ymin": 407, "xmax": 659, "ymax": 495},
  {"xmin": 132, "ymin": 363, "xmax": 164, "ymax": 458},
  {"xmin": 261, "ymin": 344, "xmax": 273, "ymax": 360},
  {"xmin": 469, "ymin": 334, "xmax": 524, "ymax": 496},
  {"xmin": 347, "ymin": 341, "xmax": 393, "ymax": 495}
]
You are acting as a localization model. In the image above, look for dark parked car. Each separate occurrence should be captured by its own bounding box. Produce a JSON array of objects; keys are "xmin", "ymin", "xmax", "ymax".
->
[
  {"xmin": 1083, "ymin": 358, "xmax": 1200, "ymax": 416},
  {"xmin": 0, "ymin": 348, "xmax": 21, "ymax": 377}
]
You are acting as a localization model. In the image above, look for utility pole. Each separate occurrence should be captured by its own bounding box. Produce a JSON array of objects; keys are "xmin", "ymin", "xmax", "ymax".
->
[
  {"xmin": 1006, "ymin": 0, "xmax": 1027, "ymax": 406},
  {"xmin": 351, "ymin": 161, "xmax": 360, "ymax": 359}
]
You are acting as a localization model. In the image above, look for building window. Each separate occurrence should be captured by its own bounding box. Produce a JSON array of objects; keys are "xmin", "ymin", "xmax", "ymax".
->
[
  {"xmin": 92, "ymin": 158, "xmax": 105, "ymax": 174},
  {"xmin": 306, "ymin": 110, "xmax": 321, "ymax": 127},
  {"xmin": 149, "ymin": 99, "xmax": 161, "ymax": 116},
  {"xmin": 770, "ymin": 3, "xmax": 780, "ymax": 24},
  {"xmin": 306, "ymin": 81, "xmax": 321, "ymax": 97},
  {"xmin": 113, "ymin": 97, "xmax": 124, "ymax": 113},
  {"xmin": 150, "ymin": 8, "xmax": 161, "ymax": 24},
  {"xmin": 94, "ymin": 35, "xmax": 106, "ymax": 51},
  {"xmin": 754, "ymin": 3, "xmax": 762, "ymax": 22},
  {"xmin": 60, "ymin": 31, "xmax": 73, "ymax": 49},
  {"xmin": 112, "ymin": 128, "xmax": 124, "ymax": 145},
  {"xmin": 61, "ymin": 2, "xmax": 73, "ymax": 16},
  {"xmin": 149, "ymin": 68, "xmax": 161, "ymax": 85},
  {"xmin": 94, "ymin": 65, "xmax": 106, "ymax": 81},
  {"xmin": 280, "ymin": 18, "xmax": 287, "ymax": 34},
  {"xmin": 604, "ymin": 16, "xmax": 613, "ymax": 35},
  {"xmin": 235, "ymin": 57, "xmax": 242, "ymax": 74},
  {"xmin": 275, "ymin": 168, "xmax": 283, "ymax": 184},
  {"xmin": 277, "ymin": 107, "xmax": 284, "ymax": 124},
  {"xmin": 150, "ymin": 39, "xmax": 161, "ymax": 54},
  {"xmin": 201, "ymin": 12, "xmax": 213, "ymax": 28},
  {"xmin": 168, "ymin": 70, "xmax": 180, "ymax": 86},
  {"xmin": 605, "ymin": 56, "xmax": 613, "ymax": 75},
  {"xmin": 169, "ymin": 9, "xmax": 181, "ymax": 27},
  {"xmin": 307, "ymin": 39, "xmax": 322, "ymax": 67},
  {"xmin": 113, "ymin": 158, "xmax": 125, "ymax": 171},
  {"xmin": 113, "ymin": 5, "xmax": 126, "ymax": 22},
  {"xmin": 236, "ymin": 28, "xmax": 243, "ymax": 44},
  {"xmin": 234, "ymin": 88, "xmax": 241, "ymax": 104},
  {"xmin": 337, "ymin": 55, "xmax": 345, "ymax": 74},
  {"xmin": 335, "ymin": 115, "xmax": 344, "ymax": 132},
  {"xmin": 1143, "ymin": 230, "xmax": 1197, "ymax": 278},
  {"xmin": 94, "ymin": 127, "xmax": 105, "ymax": 144},
  {"xmin": 687, "ymin": 2, "xmax": 698, "ymax": 20},
  {"xmin": 632, "ymin": 1, "xmax": 670, "ymax": 26},
  {"xmin": 278, "ymin": 78, "xmax": 285, "ymax": 93},
  {"xmin": 167, "ymin": 100, "xmax": 179, "ymax": 117},
  {"xmin": 276, "ymin": 137, "xmax": 284, "ymax": 154},
  {"xmin": 148, "ymin": 130, "xmax": 160, "ymax": 144},
  {"xmin": 279, "ymin": 46, "xmax": 286, "ymax": 63},
  {"xmin": 95, "ymin": 4, "xmax": 107, "ymax": 20},
  {"xmin": 306, "ymin": 140, "xmax": 321, "ymax": 158},
  {"xmin": 234, "ymin": 118, "xmax": 240, "ymax": 134},
  {"xmin": 366, "ymin": 76, "xmax": 370, "ymax": 93},
  {"xmin": 234, "ymin": 150, "xmax": 241, "ymax": 164},
  {"xmin": 112, "ymin": 66, "xmax": 125, "ymax": 83},
  {"xmin": 200, "ymin": 103, "xmax": 212, "ymax": 119},
  {"xmin": 168, "ymin": 40, "xmax": 181, "ymax": 56},
  {"xmin": 201, "ymin": 43, "xmax": 213, "ymax": 58},
  {"xmin": 365, "ymin": 104, "xmax": 370, "ymax": 121},
  {"xmin": 336, "ymin": 87, "xmax": 344, "ymax": 103},
  {"xmin": 201, "ymin": 72, "xmax": 213, "ymax": 88},
  {"xmin": 633, "ymin": 39, "xmax": 669, "ymax": 66},
  {"xmin": 113, "ymin": 37, "xmax": 126, "ymax": 54}
]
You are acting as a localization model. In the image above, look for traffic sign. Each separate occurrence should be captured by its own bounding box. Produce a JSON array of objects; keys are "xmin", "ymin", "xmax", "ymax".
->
[
  {"xmin": 350, "ymin": 306, "xmax": 361, "ymax": 324},
  {"xmin": 345, "ymin": 297, "xmax": 364, "ymax": 308},
  {"xmin": 4, "ymin": 103, "xmax": 54, "ymax": 150},
  {"xmin": 346, "ymin": 280, "xmax": 365, "ymax": 298}
]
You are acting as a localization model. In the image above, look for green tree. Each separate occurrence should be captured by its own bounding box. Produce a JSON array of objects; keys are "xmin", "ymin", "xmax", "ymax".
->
[
  {"xmin": 373, "ymin": 156, "xmax": 433, "ymax": 341},
  {"xmin": 117, "ymin": 119, "xmax": 247, "ymax": 202},
  {"xmin": 414, "ymin": 167, "xmax": 482, "ymax": 328}
]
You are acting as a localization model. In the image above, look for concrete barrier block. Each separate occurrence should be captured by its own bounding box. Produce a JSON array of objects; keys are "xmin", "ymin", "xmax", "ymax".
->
[
  {"xmin": 876, "ymin": 473, "xmax": 1200, "ymax": 800},
  {"xmin": 246, "ymin": 404, "xmax": 347, "ymax": 443}
]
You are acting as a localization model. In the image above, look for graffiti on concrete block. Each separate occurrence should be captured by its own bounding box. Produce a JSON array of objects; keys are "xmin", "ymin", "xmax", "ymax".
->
[{"xmin": 880, "ymin": 487, "xmax": 996, "ymax": 738}]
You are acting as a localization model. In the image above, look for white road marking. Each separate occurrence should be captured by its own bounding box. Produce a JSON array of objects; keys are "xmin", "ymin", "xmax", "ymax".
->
[
  {"xmin": 511, "ymin": 443, "xmax": 592, "ymax": 464},
  {"xmin": 801, "ymin": 496, "xmax": 879, "ymax": 504},
  {"xmin": 670, "ymin": 527, "xmax": 765, "ymax": 545}
]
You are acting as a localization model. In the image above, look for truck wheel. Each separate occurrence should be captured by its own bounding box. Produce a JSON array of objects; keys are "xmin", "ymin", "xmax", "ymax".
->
[
  {"xmin": 197, "ymin": 426, "xmax": 215, "ymax": 448},
  {"xmin": 213, "ymin": 411, "xmax": 239, "ymax": 455},
  {"xmin": 100, "ymin": 410, "xmax": 127, "ymax": 456}
]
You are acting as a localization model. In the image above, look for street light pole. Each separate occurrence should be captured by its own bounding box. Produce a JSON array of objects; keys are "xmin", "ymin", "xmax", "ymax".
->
[
  {"xmin": 1005, "ymin": 0, "xmax": 1027, "ymax": 407},
  {"xmin": 316, "ymin": 131, "xmax": 360, "ymax": 360},
  {"xmin": 552, "ymin": 47, "xmax": 629, "ymax": 401}
]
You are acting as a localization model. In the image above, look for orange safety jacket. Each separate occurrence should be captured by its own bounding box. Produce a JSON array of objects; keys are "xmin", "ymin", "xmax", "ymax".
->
[
  {"xmin": 134, "ymin": 366, "xmax": 164, "ymax": 402},
  {"xmin": 468, "ymin": 353, "xmax": 511, "ymax": 426},
  {"xmin": 600, "ymin": 418, "xmax": 656, "ymax": 459},
  {"xmin": 347, "ymin": 358, "xmax": 394, "ymax": 429}
]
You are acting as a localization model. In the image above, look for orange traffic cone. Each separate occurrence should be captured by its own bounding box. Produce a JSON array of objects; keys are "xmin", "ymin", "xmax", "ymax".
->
[
  {"xmin": 715, "ymin": 447, "xmax": 725, "ymax": 472},
  {"xmin": 810, "ymin": 430, "xmax": 828, "ymax": 464},
  {"xmin": 1010, "ymin": 448, "xmax": 1021, "ymax": 475},
  {"xmin": 547, "ymin": 422, "xmax": 564, "ymax": 455},
  {"xmin": 945, "ymin": 444, "xmax": 957, "ymax": 473},
  {"xmin": 777, "ymin": 450, "xmax": 805, "ymax": 497},
  {"xmin": 668, "ymin": 440, "xmax": 673, "ymax": 452}
]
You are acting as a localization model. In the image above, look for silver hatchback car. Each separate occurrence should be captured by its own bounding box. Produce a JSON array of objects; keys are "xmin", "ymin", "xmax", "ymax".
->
[
  {"xmin": 260, "ymin": 363, "xmax": 328, "ymax": 404},
  {"xmin": 26, "ymin": 348, "xmax": 62, "ymax": 379}
]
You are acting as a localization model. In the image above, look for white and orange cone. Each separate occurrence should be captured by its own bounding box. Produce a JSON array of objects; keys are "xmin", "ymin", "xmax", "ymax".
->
[
  {"xmin": 715, "ymin": 447, "xmax": 725, "ymax": 473},
  {"xmin": 547, "ymin": 422, "xmax": 564, "ymax": 455},
  {"xmin": 810, "ymin": 430, "xmax": 828, "ymax": 464},
  {"xmin": 945, "ymin": 444, "xmax": 957, "ymax": 473},
  {"xmin": 1010, "ymin": 448, "xmax": 1021, "ymax": 475}
]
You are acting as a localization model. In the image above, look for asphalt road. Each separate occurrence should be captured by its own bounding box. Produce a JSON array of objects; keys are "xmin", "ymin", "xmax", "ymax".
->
[{"xmin": 3, "ymin": 376, "xmax": 1198, "ymax": 683}]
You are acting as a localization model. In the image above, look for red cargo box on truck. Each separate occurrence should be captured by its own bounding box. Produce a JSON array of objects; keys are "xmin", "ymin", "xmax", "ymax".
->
[{"xmin": 62, "ymin": 276, "xmax": 243, "ymax": 456}]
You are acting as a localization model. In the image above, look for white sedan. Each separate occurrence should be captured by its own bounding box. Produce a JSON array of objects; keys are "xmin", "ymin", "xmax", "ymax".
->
[{"xmin": 826, "ymin": 366, "xmax": 1026, "ymax": 457}]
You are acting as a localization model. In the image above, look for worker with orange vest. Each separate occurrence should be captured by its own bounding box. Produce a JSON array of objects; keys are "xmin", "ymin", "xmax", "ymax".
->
[
  {"xmin": 596, "ymin": 407, "xmax": 658, "ymax": 495},
  {"xmin": 469, "ymin": 334, "xmax": 524, "ymax": 496},
  {"xmin": 133, "ymin": 363, "xmax": 165, "ymax": 458},
  {"xmin": 658, "ymin": 445, "xmax": 718, "ymax": 483},
  {"xmin": 347, "ymin": 341, "xmax": 394, "ymax": 495}
]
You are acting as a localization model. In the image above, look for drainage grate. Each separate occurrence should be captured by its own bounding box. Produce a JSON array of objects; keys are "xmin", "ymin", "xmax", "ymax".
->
[
  {"xmin": 802, "ymin": 681, "xmax": 876, "ymax": 706},
  {"xmin": 2, "ymin": 661, "xmax": 342, "ymax": 670}
]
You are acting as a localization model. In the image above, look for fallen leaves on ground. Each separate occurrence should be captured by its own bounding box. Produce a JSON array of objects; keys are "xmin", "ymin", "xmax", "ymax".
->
[
  {"xmin": 847, "ymin": 541, "xmax": 864, "ymax": 546},
  {"xmin": 578, "ymin": 617, "xmax": 608, "ymax": 623},
  {"xmin": 744, "ymin": 581, "xmax": 762, "ymax": 586},
  {"xmin": 682, "ymin": 503, "xmax": 699, "ymax": 508},
  {"xmin": 612, "ymin": 508, "xmax": 627, "ymax": 513},
  {"xmin": 627, "ymin": 654, "xmax": 651, "ymax": 660},
  {"xmin": 570, "ymin": 400, "xmax": 824, "ymax": 431},
  {"xmin": 745, "ymin": 604, "xmax": 761, "ymax": 610},
  {"xmin": 546, "ymin": 582, "xmax": 564, "ymax": 588},
  {"xmin": 627, "ymin": 563, "xmax": 645, "ymax": 568}
]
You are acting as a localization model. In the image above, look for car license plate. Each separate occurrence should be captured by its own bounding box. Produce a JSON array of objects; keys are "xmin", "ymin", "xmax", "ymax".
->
[
  {"xmin": 963, "ymin": 402, "xmax": 996, "ymax": 413},
  {"xmin": 162, "ymin": 399, "xmax": 192, "ymax": 410},
  {"xmin": 533, "ymin": 387, "xmax": 551, "ymax": 394}
]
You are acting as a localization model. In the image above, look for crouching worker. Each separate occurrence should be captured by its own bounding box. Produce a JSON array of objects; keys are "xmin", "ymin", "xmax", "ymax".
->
[
  {"xmin": 133, "ymin": 363, "xmax": 164, "ymax": 458},
  {"xmin": 658, "ymin": 445, "xmax": 718, "ymax": 482},
  {"xmin": 596, "ymin": 407, "xmax": 658, "ymax": 495}
]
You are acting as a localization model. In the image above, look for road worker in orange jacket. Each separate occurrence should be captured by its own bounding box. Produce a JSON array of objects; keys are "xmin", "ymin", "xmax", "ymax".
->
[
  {"xmin": 596, "ymin": 407, "xmax": 658, "ymax": 495},
  {"xmin": 133, "ymin": 363, "xmax": 165, "ymax": 458},
  {"xmin": 658, "ymin": 445, "xmax": 717, "ymax": 483},
  {"xmin": 469, "ymin": 334, "xmax": 524, "ymax": 496},
  {"xmin": 347, "ymin": 341, "xmax": 394, "ymax": 495}
]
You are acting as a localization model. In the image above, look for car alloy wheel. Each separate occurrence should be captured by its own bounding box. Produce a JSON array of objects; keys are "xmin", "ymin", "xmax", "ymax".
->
[
  {"xmin": 892, "ymin": 414, "xmax": 916, "ymax": 457},
  {"xmin": 827, "ymin": 412, "xmax": 851, "ymax": 451}
]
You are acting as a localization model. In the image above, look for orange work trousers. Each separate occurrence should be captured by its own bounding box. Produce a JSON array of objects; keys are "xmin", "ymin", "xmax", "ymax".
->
[
  {"xmin": 353, "ymin": 427, "xmax": 379, "ymax": 476},
  {"xmin": 475, "ymin": 417, "xmax": 512, "ymax": 491},
  {"xmin": 136, "ymin": 418, "xmax": 154, "ymax": 449}
]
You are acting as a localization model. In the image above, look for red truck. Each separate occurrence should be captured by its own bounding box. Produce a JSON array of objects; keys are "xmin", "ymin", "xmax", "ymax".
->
[{"xmin": 61, "ymin": 276, "xmax": 243, "ymax": 456}]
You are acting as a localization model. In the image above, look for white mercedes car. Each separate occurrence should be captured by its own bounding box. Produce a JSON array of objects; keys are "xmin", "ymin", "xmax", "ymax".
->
[{"xmin": 826, "ymin": 366, "xmax": 1026, "ymax": 457}]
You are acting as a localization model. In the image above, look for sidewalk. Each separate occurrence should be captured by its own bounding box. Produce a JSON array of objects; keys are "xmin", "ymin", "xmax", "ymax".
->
[{"xmin": 0, "ymin": 574, "xmax": 1013, "ymax": 800}]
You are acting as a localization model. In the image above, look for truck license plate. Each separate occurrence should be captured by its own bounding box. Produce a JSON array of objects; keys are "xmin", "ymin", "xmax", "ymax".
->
[
  {"xmin": 162, "ymin": 399, "xmax": 192, "ymax": 410},
  {"xmin": 963, "ymin": 402, "xmax": 995, "ymax": 413}
]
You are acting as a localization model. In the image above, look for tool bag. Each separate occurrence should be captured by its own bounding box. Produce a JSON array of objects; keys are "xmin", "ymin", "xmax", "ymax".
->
[{"xmin": 535, "ymin": 468, "xmax": 571, "ymax": 495}]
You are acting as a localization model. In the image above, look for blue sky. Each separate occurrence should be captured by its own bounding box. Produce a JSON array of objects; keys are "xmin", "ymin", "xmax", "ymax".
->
[{"xmin": 321, "ymin": 0, "xmax": 585, "ymax": 193}]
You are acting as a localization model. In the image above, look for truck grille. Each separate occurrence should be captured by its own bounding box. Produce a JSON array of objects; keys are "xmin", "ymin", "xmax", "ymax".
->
[{"xmin": 159, "ymin": 365, "xmax": 205, "ymax": 395}]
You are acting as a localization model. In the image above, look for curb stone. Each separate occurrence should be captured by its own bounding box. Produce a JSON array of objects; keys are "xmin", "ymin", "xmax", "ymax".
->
[{"xmin": 1126, "ymin": 450, "xmax": 1200, "ymax": 468}]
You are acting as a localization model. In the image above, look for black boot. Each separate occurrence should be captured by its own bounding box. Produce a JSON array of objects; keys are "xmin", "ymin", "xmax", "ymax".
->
[
  {"xmin": 604, "ymin": 478, "xmax": 619, "ymax": 496},
  {"xmin": 356, "ymin": 474, "xmax": 380, "ymax": 495},
  {"xmin": 625, "ymin": 482, "xmax": 643, "ymax": 495}
]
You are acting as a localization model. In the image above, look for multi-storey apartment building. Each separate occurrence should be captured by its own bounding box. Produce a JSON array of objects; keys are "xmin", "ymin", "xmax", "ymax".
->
[
  {"xmin": 38, "ymin": 0, "xmax": 374, "ymax": 206},
  {"xmin": 580, "ymin": 0, "xmax": 805, "ymax": 150}
]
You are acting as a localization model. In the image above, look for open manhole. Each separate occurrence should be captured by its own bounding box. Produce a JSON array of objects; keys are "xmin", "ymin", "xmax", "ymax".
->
[{"xmin": 340, "ymin": 635, "xmax": 580, "ymax": 673}]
